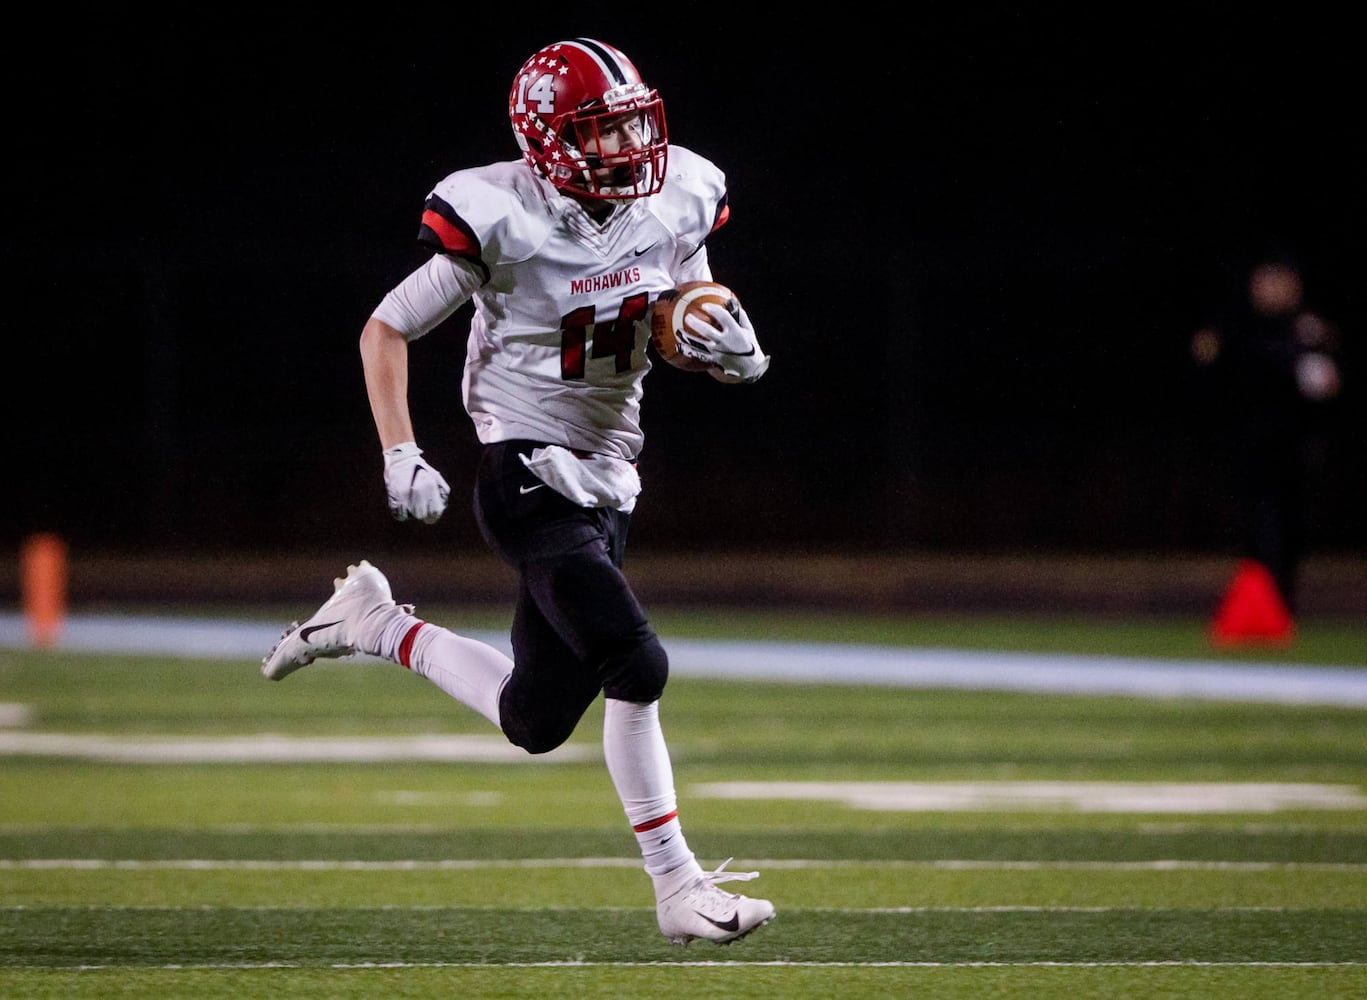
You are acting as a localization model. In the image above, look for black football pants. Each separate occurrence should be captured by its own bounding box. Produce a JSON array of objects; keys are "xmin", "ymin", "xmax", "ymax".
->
[{"xmin": 473, "ymin": 439, "xmax": 669, "ymax": 754}]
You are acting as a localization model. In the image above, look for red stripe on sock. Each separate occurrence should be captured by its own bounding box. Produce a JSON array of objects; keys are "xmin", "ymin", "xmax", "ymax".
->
[
  {"xmin": 632, "ymin": 810, "xmax": 678, "ymax": 833},
  {"xmin": 397, "ymin": 622, "xmax": 426, "ymax": 668}
]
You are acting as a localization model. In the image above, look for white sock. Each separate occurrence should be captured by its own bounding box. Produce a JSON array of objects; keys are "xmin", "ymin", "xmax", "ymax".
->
[
  {"xmin": 603, "ymin": 697, "xmax": 696, "ymax": 878},
  {"xmin": 369, "ymin": 604, "xmax": 420, "ymax": 660},
  {"xmin": 386, "ymin": 618, "xmax": 511, "ymax": 728}
]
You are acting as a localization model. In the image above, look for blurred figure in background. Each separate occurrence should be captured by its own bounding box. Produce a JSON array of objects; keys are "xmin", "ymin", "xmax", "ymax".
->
[{"xmin": 1190, "ymin": 246, "xmax": 1345, "ymax": 614}]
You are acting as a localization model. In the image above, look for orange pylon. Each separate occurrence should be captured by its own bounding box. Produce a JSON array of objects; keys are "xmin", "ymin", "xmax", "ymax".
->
[{"xmin": 21, "ymin": 533, "xmax": 68, "ymax": 648}]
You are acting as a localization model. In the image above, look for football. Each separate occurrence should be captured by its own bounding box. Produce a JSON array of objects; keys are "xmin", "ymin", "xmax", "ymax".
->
[{"xmin": 649, "ymin": 280, "xmax": 741, "ymax": 371}]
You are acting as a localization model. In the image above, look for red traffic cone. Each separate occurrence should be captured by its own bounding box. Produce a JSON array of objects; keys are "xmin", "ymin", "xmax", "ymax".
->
[{"xmin": 1209, "ymin": 559, "xmax": 1295, "ymax": 647}]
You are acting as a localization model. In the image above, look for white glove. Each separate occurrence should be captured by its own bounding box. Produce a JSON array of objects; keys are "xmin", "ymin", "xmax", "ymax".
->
[
  {"xmin": 680, "ymin": 302, "xmax": 771, "ymax": 383},
  {"xmin": 382, "ymin": 442, "xmax": 450, "ymax": 524}
]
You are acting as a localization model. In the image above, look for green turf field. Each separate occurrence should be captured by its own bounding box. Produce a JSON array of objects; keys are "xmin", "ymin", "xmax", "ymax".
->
[{"xmin": 1, "ymin": 611, "xmax": 1364, "ymax": 998}]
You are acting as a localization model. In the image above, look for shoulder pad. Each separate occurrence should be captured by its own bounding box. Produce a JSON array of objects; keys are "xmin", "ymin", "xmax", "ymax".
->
[{"xmin": 420, "ymin": 160, "xmax": 554, "ymax": 268}]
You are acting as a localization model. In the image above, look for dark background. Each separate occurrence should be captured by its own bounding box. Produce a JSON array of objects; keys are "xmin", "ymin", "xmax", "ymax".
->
[{"xmin": 6, "ymin": 9, "xmax": 1363, "ymax": 566}]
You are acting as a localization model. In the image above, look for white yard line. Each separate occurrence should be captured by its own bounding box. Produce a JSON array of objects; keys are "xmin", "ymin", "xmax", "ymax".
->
[
  {"xmin": 693, "ymin": 780, "xmax": 1367, "ymax": 813},
  {"xmin": 0, "ymin": 731, "xmax": 590, "ymax": 763},
  {"xmin": 40, "ymin": 960, "xmax": 1367, "ymax": 970},
  {"xmin": 4, "ymin": 858, "xmax": 1367, "ymax": 871}
]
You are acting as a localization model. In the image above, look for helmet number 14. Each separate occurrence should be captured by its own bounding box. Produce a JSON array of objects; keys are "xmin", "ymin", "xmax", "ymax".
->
[{"xmin": 513, "ymin": 73, "xmax": 556, "ymax": 117}]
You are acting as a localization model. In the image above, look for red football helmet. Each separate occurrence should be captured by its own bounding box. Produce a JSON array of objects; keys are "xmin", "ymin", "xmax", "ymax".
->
[{"xmin": 509, "ymin": 38, "xmax": 668, "ymax": 201}]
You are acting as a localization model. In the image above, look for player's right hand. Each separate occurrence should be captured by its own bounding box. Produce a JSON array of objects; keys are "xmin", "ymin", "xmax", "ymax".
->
[{"xmin": 382, "ymin": 442, "xmax": 450, "ymax": 524}]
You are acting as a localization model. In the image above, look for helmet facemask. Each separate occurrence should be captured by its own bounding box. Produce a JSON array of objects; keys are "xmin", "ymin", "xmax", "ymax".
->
[{"xmin": 559, "ymin": 97, "xmax": 668, "ymax": 200}]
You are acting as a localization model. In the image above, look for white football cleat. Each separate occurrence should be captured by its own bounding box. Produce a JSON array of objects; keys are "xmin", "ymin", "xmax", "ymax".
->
[
  {"xmin": 261, "ymin": 561, "xmax": 396, "ymax": 681},
  {"xmin": 654, "ymin": 857, "xmax": 775, "ymax": 946}
]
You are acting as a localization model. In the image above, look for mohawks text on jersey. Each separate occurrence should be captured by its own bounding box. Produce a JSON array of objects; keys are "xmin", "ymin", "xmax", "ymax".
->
[{"xmin": 571, "ymin": 266, "xmax": 643, "ymax": 296}]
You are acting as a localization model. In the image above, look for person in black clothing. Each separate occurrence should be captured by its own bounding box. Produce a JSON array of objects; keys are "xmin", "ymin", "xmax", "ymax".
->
[{"xmin": 1190, "ymin": 248, "xmax": 1344, "ymax": 613}]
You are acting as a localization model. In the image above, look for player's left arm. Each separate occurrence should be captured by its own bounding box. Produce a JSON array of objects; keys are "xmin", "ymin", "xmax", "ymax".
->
[
  {"xmin": 682, "ymin": 300, "xmax": 770, "ymax": 384},
  {"xmin": 662, "ymin": 155, "xmax": 767, "ymax": 383}
]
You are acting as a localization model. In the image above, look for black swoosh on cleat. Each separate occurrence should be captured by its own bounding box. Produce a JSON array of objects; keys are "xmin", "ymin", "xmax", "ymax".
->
[
  {"xmin": 699, "ymin": 910, "xmax": 740, "ymax": 933},
  {"xmin": 299, "ymin": 620, "xmax": 343, "ymax": 642}
]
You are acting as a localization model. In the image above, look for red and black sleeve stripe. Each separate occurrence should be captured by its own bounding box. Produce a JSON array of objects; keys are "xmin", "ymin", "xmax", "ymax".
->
[
  {"xmin": 418, "ymin": 194, "xmax": 490, "ymax": 282},
  {"xmin": 710, "ymin": 192, "xmax": 730, "ymax": 234}
]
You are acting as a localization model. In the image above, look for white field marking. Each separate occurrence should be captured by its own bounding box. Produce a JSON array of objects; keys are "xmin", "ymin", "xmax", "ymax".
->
[
  {"xmin": 336, "ymin": 960, "xmax": 1367, "ymax": 968},
  {"xmin": 378, "ymin": 790, "xmax": 504, "ymax": 806},
  {"xmin": 52, "ymin": 961, "xmax": 1367, "ymax": 970},
  {"xmin": 0, "ymin": 858, "xmax": 638, "ymax": 871},
  {"xmin": 1137, "ymin": 821, "xmax": 1335, "ymax": 833},
  {"xmin": 0, "ymin": 726, "xmax": 1362, "ymax": 818},
  {"xmin": 0, "ymin": 902, "xmax": 1331, "ymax": 914},
  {"xmin": 0, "ymin": 732, "xmax": 591, "ymax": 763},
  {"xmin": 693, "ymin": 781, "xmax": 1367, "ymax": 813},
  {"xmin": 0, "ymin": 703, "xmax": 32, "ymax": 727},
  {"xmin": 4, "ymin": 858, "xmax": 1366, "ymax": 872}
]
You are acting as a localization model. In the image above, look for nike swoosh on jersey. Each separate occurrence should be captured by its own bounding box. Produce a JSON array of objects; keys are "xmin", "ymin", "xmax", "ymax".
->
[
  {"xmin": 299, "ymin": 620, "xmax": 343, "ymax": 642},
  {"xmin": 519, "ymin": 483, "xmax": 546, "ymax": 494},
  {"xmin": 634, "ymin": 242, "xmax": 658, "ymax": 256}
]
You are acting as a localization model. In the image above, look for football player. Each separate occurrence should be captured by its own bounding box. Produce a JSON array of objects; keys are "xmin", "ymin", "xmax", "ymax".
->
[{"xmin": 262, "ymin": 38, "xmax": 773, "ymax": 945}]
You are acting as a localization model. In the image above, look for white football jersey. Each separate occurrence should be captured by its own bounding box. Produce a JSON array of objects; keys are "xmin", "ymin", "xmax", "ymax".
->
[{"xmin": 372, "ymin": 145, "xmax": 730, "ymax": 463}]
